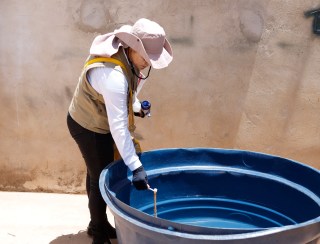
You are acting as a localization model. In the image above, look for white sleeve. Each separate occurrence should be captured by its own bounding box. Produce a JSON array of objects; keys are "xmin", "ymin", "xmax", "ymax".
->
[
  {"xmin": 88, "ymin": 67, "xmax": 142, "ymax": 171},
  {"xmin": 132, "ymin": 93, "xmax": 141, "ymax": 113}
]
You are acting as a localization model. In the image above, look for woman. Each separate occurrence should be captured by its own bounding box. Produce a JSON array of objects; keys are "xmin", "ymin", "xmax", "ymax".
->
[{"xmin": 67, "ymin": 18, "xmax": 173, "ymax": 244}]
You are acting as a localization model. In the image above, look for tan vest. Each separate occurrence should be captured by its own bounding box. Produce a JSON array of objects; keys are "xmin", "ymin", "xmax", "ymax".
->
[{"xmin": 68, "ymin": 48, "xmax": 138, "ymax": 134}]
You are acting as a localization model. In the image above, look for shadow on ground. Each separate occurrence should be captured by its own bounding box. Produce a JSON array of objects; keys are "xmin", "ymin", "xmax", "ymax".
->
[
  {"xmin": 49, "ymin": 231, "xmax": 91, "ymax": 244},
  {"xmin": 50, "ymin": 231, "xmax": 118, "ymax": 244}
]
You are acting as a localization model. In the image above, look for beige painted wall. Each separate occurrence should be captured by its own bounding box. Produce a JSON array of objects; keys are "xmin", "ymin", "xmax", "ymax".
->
[{"xmin": 0, "ymin": 0, "xmax": 319, "ymax": 193}]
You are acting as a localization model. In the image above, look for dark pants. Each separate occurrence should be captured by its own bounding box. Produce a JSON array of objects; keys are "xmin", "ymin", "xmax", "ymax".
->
[{"xmin": 67, "ymin": 113, "xmax": 114, "ymax": 234}]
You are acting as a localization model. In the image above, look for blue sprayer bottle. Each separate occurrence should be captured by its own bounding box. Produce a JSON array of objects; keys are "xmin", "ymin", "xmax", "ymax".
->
[{"xmin": 141, "ymin": 100, "xmax": 151, "ymax": 117}]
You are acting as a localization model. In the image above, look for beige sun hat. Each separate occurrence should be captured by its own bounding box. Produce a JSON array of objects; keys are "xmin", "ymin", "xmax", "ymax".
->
[{"xmin": 89, "ymin": 18, "xmax": 173, "ymax": 69}]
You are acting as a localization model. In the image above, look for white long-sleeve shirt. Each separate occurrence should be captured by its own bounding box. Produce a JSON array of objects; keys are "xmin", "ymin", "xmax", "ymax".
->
[{"xmin": 87, "ymin": 66, "xmax": 146, "ymax": 171}]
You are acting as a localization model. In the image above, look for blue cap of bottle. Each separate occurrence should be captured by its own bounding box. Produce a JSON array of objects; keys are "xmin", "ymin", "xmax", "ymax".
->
[{"xmin": 141, "ymin": 100, "xmax": 151, "ymax": 117}]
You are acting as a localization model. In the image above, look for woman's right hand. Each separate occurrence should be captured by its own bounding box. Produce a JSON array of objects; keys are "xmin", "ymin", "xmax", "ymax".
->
[{"xmin": 132, "ymin": 166, "xmax": 148, "ymax": 190}]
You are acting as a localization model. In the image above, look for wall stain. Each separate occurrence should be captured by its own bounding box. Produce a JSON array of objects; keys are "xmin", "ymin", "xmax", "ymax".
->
[
  {"xmin": 24, "ymin": 95, "xmax": 37, "ymax": 110},
  {"xmin": 169, "ymin": 15, "xmax": 194, "ymax": 46},
  {"xmin": 57, "ymin": 170, "xmax": 84, "ymax": 188},
  {"xmin": 169, "ymin": 37, "xmax": 194, "ymax": 46},
  {"xmin": 239, "ymin": 9, "xmax": 264, "ymax": 43},
  {"xmin": 277, "ymin": 42, "xmax": 294, "ymax": 49},
  {"xmin": 0, "ymin": 167, "xmax": 34, "ymax": 191},
  {"xmin": 75, "ymin": 0, "xmax": 115, "ymax": 33},
  {"xmin": 0, "ymin": 166, "xmax": 86, "ymax": 194}
]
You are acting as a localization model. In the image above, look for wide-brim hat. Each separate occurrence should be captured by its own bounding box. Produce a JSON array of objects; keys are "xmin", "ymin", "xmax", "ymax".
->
[{"xmin": 90, "ymin": 18, "xmax": 173, "ymax": 69}]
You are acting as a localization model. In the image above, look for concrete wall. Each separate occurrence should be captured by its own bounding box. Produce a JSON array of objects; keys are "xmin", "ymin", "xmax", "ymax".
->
[{"xmin": 1, "ymin": 0, "xmax": 319, "ymax": 193}]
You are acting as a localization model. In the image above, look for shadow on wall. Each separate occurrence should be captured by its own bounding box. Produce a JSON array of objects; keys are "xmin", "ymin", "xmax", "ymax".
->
[{"xmin": 49, "ymin": 231, "xmax": 118, "ymax": 244}]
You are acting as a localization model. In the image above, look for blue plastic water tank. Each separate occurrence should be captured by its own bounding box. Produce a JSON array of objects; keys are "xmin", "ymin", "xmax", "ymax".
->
[{"xmin": 99, "ymin": 148, "xmax": 320, "ymax": 243}]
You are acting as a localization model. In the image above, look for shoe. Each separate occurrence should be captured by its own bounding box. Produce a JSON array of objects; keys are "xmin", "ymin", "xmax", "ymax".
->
[
  {"xmin": 87, "ymin": 220, "xmax": 117, "ymax": 239},
  {"xmin": 90, "ymin": 226, "xmax": 112, "ymax": 244},
  {"xmin": 87, "ymin": 221, "xmax": 94, "ymax": 237},
  {"xmin": 92, "ymin": 237, "xmax": 111, "ymax": 244}
]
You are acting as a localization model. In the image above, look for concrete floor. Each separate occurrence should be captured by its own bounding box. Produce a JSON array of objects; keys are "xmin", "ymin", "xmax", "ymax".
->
[{"xmin": 0, "ymin": 191, "xmax": 117, "ymax": 244}]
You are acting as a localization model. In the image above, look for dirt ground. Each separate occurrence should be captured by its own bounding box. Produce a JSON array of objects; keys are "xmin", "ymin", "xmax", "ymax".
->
[{"xmin": 0, "ymin": 191, "xmax": 117, "ymax": 244}]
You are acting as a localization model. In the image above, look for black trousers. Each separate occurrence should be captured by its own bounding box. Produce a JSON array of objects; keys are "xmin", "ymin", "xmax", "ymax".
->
[{"xmin": 67, "ymin": 113, "xmax": 114, "ymax": 229}]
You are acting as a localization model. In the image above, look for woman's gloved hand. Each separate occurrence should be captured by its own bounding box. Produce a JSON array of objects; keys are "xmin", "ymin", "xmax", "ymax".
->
[
  {"xmin": 134, "ymin": 111, "xmax": 146, "ymax": 118},
  {"xmin": 132, "ymin": 166, "xmax": 148, "ymax": 190}
]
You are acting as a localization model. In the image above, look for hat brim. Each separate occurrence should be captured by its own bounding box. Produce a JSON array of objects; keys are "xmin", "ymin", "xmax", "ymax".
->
[
  {"xmin": 90, "ymin": 33, "xmax": 123, "ymax": 57},
  {"xmin": 148, "ymin": 38, "xmax": 173, "ymax": 69},
  {"xmin": 115, "ymin": 32, "xmax": 173, "ymax": 69}
]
